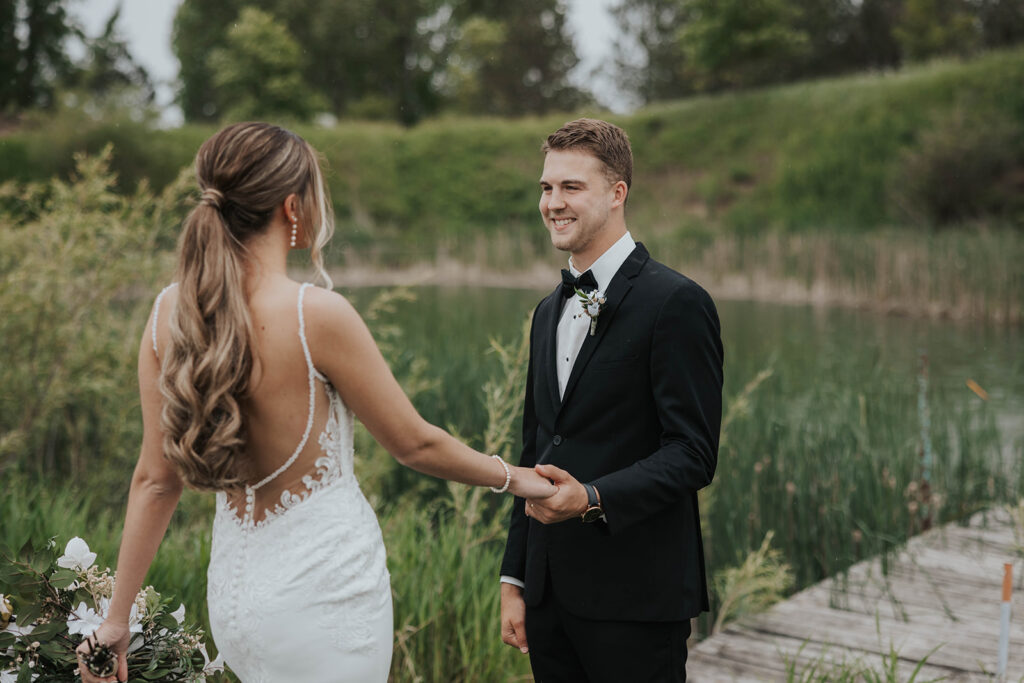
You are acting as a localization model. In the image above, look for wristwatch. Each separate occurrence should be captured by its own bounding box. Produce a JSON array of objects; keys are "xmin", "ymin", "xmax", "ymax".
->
[{"xmin": 580, "ymin": 483, "xmax": 603, "ymax": 523}]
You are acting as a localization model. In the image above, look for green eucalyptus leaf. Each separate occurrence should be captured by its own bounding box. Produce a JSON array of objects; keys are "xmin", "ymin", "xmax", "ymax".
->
[
  {"xmin": 154, "ymin": 613, "xmax": 177, "ymax": 630},
  {"xmin": 33, "ymin": 547, "xmax": 56, "ymax": 573},
  {"xmin": 0, "ymin": 561, "xmax": 20, "ymax": 584},
  {"xmin": 72, "ymin": 588, "xmax": 93, "ymax": 607},
  {"xmin": 27, "ymin": 620, "xmax": 64, "ymax": 640},
  {"xmin": 17, "ymin": 541, "xmax": 32, "ymax": 565},
  {"xmin": 40, "ymin": 639, "xmax": 67, "ymax": 660},
  {"xmin": 0, "ymin": 631, "xmax": 15, "ymax": 649},
  {"xmin": 49, "ymin": 568, "xmax": 78, "ymax": 589},
  {"xmin": 17, "ymin": 662, "xmax": 32, "ymax": 683},
  {"xmin": 142, "ymin": 668, "xmax": 171, "ymax": 679},
  {"xmin": 15, "ymin": 601, "xmax": 39, "ymax": 627}
]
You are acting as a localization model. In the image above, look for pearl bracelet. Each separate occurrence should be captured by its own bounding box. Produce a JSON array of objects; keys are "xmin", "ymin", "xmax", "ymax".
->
[{"xmin": 489, "ymin": 455, "xmax": 511, "ymax": 493}]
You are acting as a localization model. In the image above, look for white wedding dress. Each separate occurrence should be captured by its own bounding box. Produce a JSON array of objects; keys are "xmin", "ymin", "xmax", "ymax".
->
[{"xmin": 152, "ymin": 283, "xmax": 393, "ymax": 682}]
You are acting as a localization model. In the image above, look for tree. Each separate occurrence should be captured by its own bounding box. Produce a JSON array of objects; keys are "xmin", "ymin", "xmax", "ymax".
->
[
  {"xmin": 0, "ymin": 0, "xmax": 79, "ymax": 113},
  {"xmin": 608, "ymin": 0, "xmax": 696, "ymax": 104},
  {"xmin": 173, "ymin": 0, "xmax": 450, "ymax": 124},
  {"xmin": 678, "ymin": 0, "xmax": 811, "ymax": 90},
  {"xmin": 172, "ymin": 0, "xmax": 247, "ymax": 121},
  {"xmin": 441, "ymin": 16, "xmax": 508, "ymax": 113},
  {"xmin": 450, "ymin": 0, "xmax": 586, "ymax": 115},
  {"xmin": 209, "ymin": 7, "xmax": 325, "ymax": 122},
  {"xmin": 894, "ymin": 0, "xmax": 980, "ymax": 61},
  {"xmin": 974, "ymin": 0, "xmax": 1024, "ymax": 49},
  {"xmin": 69, "ymin": 5, "xmax": 155, "ymax": 114}
]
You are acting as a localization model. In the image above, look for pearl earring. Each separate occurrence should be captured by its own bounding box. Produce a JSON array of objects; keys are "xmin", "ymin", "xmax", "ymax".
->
[{"xmin": 290, "ymin": 216, "xmax": 298, "ymax": 248}]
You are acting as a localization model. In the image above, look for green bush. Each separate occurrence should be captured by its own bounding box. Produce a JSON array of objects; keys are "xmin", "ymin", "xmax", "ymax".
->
[
  {"xmin": 891, "ymin": 107, "xmax": 1024, "ymax": 226},
  {"xmin": 0, "ymin": 148, "xmax": 183, "ymax": 480}
]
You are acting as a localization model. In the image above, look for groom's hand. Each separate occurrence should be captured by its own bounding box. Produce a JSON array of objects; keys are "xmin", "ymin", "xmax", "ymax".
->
[
  {"xmin": 525, "ymin": 464, "xmax": 588, "ymax": 524},
  {"xmin": 500, "ymin": 583, "xmax": 529, "ymax": 654}
]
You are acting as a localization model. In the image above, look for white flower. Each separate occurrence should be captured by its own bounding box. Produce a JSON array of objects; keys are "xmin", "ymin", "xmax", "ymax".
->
[
  {"xmin": 128, "ymin": 632, "xmax": 145, "ymax": 654},
  {"xmin": 171, "ymin": 603, "xmax": 186, "ymax": 625},
  {"xmin": 127, "ymin": 603, "xmax": 143, "ymax": 634},
  {"xmin": 586, "ymin": 302, "xmax": 602, "ymax": 316},
  {"xmin": 3, "ymin": 620, "xmax": 33, "ymax": 638},
  {"xmin": 67, "ymin": 602, "xmax": 104, "ymax": 637},
  {"xmin": 57, "ymin": 537, "xmax": 96, "ymax": 572},
  {"xmin": 202, "ymin": 648, "xmax": 225, "ymax": 673}
]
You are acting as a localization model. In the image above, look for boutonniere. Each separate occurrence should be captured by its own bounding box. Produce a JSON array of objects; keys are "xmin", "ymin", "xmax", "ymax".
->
[{"xmin": 576, "ymin": 288, "xmax": 607, "ymax": 336}]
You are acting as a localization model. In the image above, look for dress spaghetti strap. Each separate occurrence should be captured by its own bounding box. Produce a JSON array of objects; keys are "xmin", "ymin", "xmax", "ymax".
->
[{"xmin": 151, "ymin": 283, "xmax": 178, "ymax": 357}]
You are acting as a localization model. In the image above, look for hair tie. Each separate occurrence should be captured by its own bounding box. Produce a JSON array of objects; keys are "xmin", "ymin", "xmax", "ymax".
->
[{"xmin": 200, "ymin": 188, "xmax": 225, "ymax": 209}]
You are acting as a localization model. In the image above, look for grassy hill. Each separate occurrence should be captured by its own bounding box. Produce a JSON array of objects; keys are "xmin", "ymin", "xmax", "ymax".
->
[{"xmin": 1, "ymin": 48, "xmax": 1022, "ymax": 260}]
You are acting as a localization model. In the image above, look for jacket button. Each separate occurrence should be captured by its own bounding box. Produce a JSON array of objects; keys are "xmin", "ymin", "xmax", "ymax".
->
[{"xmin": 552, "ymin": 435, "xmax": 563, "ymax": 446}]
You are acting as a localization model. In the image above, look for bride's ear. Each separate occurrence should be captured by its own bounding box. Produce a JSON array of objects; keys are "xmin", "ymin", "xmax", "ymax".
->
[{"xmin": 283, "ymin": 193, "xmax": 301, "ymax": 225}]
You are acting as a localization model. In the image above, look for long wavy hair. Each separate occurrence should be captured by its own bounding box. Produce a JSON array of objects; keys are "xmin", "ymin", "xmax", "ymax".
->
[{"xmin": 159, "ymin": 122, "xmax": 334, "ymax": 492}]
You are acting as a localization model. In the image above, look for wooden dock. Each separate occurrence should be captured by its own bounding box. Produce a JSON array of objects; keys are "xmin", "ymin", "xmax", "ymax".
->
[{"xmin": 688, "ymin": 507, "xmax": 1024, "ymax": 681}]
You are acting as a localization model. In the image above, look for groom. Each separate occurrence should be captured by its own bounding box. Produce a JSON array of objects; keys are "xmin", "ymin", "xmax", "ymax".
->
[{"xmin": 499, "ymin": 118, "xmax": 724, "ymax": 681}]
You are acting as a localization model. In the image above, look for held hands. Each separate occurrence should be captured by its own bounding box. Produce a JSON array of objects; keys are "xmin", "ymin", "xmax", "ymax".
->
[
  {"xmin": 523, "ymin": 464, "xmax": 589, "ymax": 524},
  {"xmin": 508, "ymin": 465, "xmax": 558, "ymax": 500},
  {"xmin": 76, "ymin": 621, "xmax": 130, "ymax": 683}
]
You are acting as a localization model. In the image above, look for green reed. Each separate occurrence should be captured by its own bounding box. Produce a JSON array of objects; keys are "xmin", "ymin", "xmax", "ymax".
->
[{"xmin": 2, "ymin": 297, "xmax": 1018, "ymax": 680}]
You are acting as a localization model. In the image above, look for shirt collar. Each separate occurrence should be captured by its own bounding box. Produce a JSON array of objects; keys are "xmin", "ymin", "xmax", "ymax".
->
[{"xmin": 568, "ymin": 231, "xmax": 636, "ymax": 292}]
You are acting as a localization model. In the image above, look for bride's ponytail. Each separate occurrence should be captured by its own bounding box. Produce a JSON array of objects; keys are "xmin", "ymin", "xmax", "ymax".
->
[{"xmin": 159, "ymin": 122, "xmax": 334, "ymax": 491}]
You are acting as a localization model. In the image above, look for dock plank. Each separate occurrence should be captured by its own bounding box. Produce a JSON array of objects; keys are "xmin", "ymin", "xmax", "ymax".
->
[{"xmin": 689, "ymin": 507, "xmax": 1024, "ymax": 681}]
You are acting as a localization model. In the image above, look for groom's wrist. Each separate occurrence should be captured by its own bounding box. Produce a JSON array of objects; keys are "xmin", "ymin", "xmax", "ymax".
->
[{"xmin": 500, "ymin": 575, "xmax": 525, "ymax": 590}]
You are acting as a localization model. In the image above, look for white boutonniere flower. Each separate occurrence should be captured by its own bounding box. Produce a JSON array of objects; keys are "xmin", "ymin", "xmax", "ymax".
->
[{"xmin": 575, "ymin": 288, "xmax": 607, "ymax": 336}]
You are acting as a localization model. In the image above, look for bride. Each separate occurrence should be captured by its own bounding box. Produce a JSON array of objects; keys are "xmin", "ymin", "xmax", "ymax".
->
[{"xmin": 76, "ymin": 122, "xmax": 555, "ymax": 682}]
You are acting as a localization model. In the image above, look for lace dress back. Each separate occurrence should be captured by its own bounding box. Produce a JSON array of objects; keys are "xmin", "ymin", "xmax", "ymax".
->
[{"xmin": 152, "ymin": 283, "xmax": 393, "ymax": 682}]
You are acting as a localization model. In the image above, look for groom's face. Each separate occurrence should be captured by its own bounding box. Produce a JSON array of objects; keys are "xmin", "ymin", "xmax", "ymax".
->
[{"xmin": 539, "ymin": 149, "xmax": 615, "ymax": 257}]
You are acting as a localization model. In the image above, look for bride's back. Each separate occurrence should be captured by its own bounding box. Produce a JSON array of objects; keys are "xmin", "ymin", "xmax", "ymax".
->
[
  {"xmin": 155, "ymin": 279, "xmax": 338, "ymax": 521},
  {"xmin": 238, "ymin": 281, "xmax": 337, "ymax": 513}
]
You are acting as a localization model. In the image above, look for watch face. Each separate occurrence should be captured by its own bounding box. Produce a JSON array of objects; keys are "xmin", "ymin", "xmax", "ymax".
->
[{"xmin": 582, "ymin": 507, "xmax": 602, "ymax": 523}]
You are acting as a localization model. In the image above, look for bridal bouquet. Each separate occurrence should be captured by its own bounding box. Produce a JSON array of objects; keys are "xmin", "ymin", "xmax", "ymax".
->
[{"xmin": 0, "ymin": 537, "xmax": 226, "ymax": 682}]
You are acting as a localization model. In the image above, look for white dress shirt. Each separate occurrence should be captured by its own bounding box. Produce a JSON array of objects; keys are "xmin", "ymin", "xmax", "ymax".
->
[
  {"xmin": 555, "ymin": 231, "xmax": 636, "ymax": 399},
  {"xmin": 501, "ymin": 231, "xmax": 635, "ymax": 589}
]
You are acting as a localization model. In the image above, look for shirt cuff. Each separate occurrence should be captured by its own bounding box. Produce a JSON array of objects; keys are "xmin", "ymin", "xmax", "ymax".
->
[{"xmin": 500, "ymin": 575, "xmax": 525, "ymax": 589}]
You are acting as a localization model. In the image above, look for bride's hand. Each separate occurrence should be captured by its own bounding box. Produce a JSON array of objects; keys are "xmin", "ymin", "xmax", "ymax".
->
[
  {"xmin": 76, "ymin": 621, "xmax": 130, "ymax": 683},
  {"xmin": 509, "ymin": 466, "xmax": 558, "ymax": 499}
]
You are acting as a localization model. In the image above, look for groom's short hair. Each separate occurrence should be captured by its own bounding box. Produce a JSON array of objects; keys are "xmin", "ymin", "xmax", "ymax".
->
[{"xmin": 542, "ymin": 118, "xmax": 633, "ymax": 192}]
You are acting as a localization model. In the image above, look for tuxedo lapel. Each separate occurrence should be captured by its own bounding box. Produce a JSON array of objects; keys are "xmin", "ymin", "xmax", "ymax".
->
[
  {"xmin": 558, "ymin": 243, "xmax": 650, "ymax": 412},
  {"xmin": 536, "ymin": 286, "xmax": 563, "ymax": 411}
]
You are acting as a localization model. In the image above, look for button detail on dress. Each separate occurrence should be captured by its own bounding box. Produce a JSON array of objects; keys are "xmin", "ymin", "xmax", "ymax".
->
[{"xmin": 553, "ymin": 435, "xmax": 563, "ymax": 446}]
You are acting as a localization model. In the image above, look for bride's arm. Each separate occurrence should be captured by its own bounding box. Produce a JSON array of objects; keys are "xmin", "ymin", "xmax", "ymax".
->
[
  {"xmin": 304, "ymin": 287, "xmax": 554, "ymax": 499},
  {"xmin": 78, "ymin": 313, "xmax": 184, "ymax": 682}
]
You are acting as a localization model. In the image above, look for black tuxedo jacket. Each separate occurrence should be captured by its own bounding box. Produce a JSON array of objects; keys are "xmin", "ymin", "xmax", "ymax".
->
[{"xmin": 500, "ymin": 243, "xmax": 724, "ymax": 622}]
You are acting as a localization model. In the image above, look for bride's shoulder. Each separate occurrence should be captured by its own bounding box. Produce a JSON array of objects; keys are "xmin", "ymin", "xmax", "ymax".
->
[{"xmin": 301, "ymin": 285, "xmax": 366, "ymax": 336}]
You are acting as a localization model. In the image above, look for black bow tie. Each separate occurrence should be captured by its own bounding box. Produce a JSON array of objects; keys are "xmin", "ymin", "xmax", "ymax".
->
[{"xmin": 561, "ymin": 269, "xmax": 598, "ymax": 298}]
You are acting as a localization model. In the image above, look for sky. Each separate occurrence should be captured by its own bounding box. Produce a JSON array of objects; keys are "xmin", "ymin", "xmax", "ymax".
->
[{"xmin": 70, "ymin": 0, "xmax": 626, "ymax": 126}]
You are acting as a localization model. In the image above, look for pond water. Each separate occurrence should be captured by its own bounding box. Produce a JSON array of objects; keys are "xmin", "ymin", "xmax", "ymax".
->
[{"xmin": 343, "ymin": 286, "xmax": 1024, "ymax": 456}]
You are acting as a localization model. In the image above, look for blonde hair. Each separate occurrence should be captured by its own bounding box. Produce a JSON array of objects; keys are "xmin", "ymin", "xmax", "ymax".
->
[{"xmin": 160, "ymin": 122, "xmax": 334, "ymax": 491}]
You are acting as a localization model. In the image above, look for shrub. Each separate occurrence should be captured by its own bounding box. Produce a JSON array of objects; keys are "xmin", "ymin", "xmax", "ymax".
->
[
  {"xmin": 891, "ymin": 107, "xmax": 1024, "ymax": 227},
  {"xmin": 0, "ymin": 148, "xmax": 184, "ymax": 480}
]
